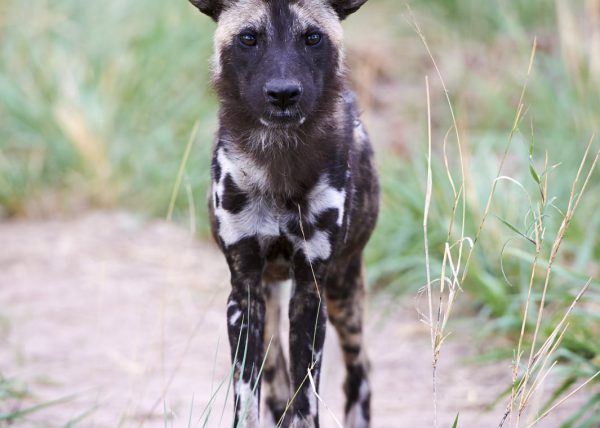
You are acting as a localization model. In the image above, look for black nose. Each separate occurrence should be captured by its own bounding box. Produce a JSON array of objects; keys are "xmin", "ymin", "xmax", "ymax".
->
[{"xmin": 264, "ymin": 79, "xmax": 302, "ymax": 109}]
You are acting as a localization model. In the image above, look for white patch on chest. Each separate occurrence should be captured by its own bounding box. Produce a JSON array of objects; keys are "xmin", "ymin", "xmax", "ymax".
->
[{"xmin": 213, "ymin": 149, "xmax": 347, "ymax": 262}]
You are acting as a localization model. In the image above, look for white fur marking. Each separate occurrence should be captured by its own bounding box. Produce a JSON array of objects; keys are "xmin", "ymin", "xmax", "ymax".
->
[
  {"xmin": 215, "ymin": 156, "xmax": 346, "ymax": 261},
  {"xmin": 263, "ymin": 411, "xmax": 278, "ymax": 428},
  {"xmin": 307, "ymin": 387, "xmax": 317, "ymax": 419},
  {"xmin": 237, "ymin": 381, "xmax": 259, "ymax": 427},
  {"xmin": 282, "ymin": 175, "xmax": 347, "ymax": 262},
  {"xmin": 302, "ymin": 230, "xmax": 332, "ymax": 263},
  {"xmin": 229, "ymin": 310, "xmax": 242, "ymax": 326},
  {"xmin": 307, "ymin": 176, "xmax": 346, "ymax": 226},
  {"xmin": 345, "ymin": 380, "xmax": 370, "ymax": 428},
  {"xmin": 214, "ymin": 147, "xmax": 279, "ymax": 246}
]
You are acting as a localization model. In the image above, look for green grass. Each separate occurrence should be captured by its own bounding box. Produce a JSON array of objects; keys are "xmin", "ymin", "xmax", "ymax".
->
[
  {"xmin": 0, "ymin": 376, "xmax": 95, "ymax": 427},
  {"xmin": 0, "ymin": 0, "xmax": 217, "ymax": 230},
  {"xmin": 361, "ymin": 1, "xmax": 600, "ymax": 425},
  {"xmin": 1, "ymin": 0, "xmax": 599, "ymax": 425}
]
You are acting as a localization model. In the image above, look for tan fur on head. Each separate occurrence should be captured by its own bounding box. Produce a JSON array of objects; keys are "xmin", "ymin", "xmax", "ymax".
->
[
  {"xmin": 291, "ymin": 0, "xmax": 345, "ymax": 71},
  {"xmin": 290, "ymin": 0, "xmax": 344, "ymax": 49},
  {"xmin": 212, "ymin": 0, "xmax": 270, "ymax": 76},
  {"xmin": 212, "ymin": 0, "xmax": 345, "ymax": 77}
]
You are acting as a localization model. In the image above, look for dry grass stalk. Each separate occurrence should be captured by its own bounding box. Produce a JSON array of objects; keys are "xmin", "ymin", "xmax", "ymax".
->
[
  {"xmin": 508, "ymin": 138, "xmax": 600, "ymax": 428},
  {"xmin": 410, "ymin": 8, "xmax": 599, "ymax": 426},
  {"xmin": 408, "ymin": 7, "xmax": 469, "ymax": 426},
  {"xmin": 167, "ymin": 120, "xmax": 200, "ymax": 221},
  {"xmin": 54, "ymin": 104, "xmax": 112, "ymax": 204},
  {"xmin": 525, "ymin": 370, "xmax": 600, "ymax": 428},
  {"xmin": 422, "ymin": 74, "xmax": 436, "ymax": 426},
  {"xmin": 411, "ymin": 9, "xmax": 535, "ymax": 427},
  {"xmin": 557, "ymin": 0, "xmax": 600, "ymax": 90}
]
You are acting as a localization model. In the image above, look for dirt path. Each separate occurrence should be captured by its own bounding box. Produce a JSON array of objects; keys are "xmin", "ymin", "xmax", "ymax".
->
[{"xmin": 0, "ymin": 212, "xmax": 577, "ymax": 427}]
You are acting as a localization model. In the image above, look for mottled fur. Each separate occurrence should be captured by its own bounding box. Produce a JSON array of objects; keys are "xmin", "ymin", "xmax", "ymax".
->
[{"xmin": 190, "ymin": 1, "xmax": 377, "ymax": 427}]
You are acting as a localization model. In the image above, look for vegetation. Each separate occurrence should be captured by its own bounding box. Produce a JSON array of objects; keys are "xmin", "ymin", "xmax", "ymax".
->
[
  {"xmin": 1, "ymin": 0, "xmax": 598, "ymax": 426},
  {"xmin": 0, "ymin": 0, "xmax": 216, "ymax": 225},
  {"xmin": 362, "ymin": 1, "xmax": 600, "ymax": 426}
]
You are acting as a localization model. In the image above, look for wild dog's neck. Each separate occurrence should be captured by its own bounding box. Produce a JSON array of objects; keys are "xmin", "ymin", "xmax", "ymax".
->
[
  {"xmin": 217, "ymin": 115, "xmax": 347, "ymax": 199},
  {"xmin": 216, "ymin": 92, "xmax": 351, "ymax": 197}
]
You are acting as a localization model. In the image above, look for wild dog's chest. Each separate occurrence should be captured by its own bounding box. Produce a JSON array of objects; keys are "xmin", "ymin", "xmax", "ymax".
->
[{"xmin": 210, "ymin": 146, "xmax": 348, "ymax": 262}]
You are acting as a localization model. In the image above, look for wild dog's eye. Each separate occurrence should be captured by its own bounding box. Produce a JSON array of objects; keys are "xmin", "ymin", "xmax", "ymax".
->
[
  {"xmin": 305, "ymin": 32, "xmax": 322, "ymax": 46},
  {"xmin": 239, "ymin": 33, "xmax": 257, "ymax": 47}
]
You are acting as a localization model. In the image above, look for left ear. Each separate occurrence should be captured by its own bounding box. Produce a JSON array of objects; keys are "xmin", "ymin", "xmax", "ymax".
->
[
  {"xmin": 330, "ymin": 0, "xmax": 369, "ymax": 20},
  {"xmin": 189, "ymin": 0, "xmax": 225, "ymax": 21}
]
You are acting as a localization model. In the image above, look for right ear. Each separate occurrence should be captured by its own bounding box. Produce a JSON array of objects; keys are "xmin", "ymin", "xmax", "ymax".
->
[{"xmin": 189, "ymin": 0, "xmax": 224, "ymax": 21}]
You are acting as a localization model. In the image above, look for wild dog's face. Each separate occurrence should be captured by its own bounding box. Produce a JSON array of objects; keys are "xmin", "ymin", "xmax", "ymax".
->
[{"xmin": 191, "ymin": 0, "xmax": 368, "ymax": 128}]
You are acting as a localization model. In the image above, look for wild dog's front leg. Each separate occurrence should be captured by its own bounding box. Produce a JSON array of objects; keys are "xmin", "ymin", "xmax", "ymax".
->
[
  {"xmin": 224, "ymin": 237, "xmax": 266, "ymax": 428},
  {"xmin": 288, "ymin": 252, "xmax": 327, "ymax": 428}
]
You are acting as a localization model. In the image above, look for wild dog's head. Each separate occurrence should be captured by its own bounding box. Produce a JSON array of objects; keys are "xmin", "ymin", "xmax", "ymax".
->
[{"xmin": 190, "ymin": 0, "xmax": 368, "ymax": 130}]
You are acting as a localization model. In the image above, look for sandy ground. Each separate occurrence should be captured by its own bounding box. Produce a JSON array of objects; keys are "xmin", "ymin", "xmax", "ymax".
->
[{"xmin": 0, "ymin": 212, "xmax": 586, "ymax": 428}]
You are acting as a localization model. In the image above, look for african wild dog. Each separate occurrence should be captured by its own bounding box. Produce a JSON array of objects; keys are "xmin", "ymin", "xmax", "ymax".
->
[{"xmin": 190, "ymin": 0, "xmax": 378, "ymax": 426}]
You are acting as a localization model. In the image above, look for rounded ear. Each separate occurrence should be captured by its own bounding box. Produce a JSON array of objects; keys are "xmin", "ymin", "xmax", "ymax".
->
[
  {"xmin": 189, "ymin": 0, "xmax": 224, "ymax": 21},
  {"xmin": 330, "ymin": 0, "xmax": 369, "ymax": 20}
]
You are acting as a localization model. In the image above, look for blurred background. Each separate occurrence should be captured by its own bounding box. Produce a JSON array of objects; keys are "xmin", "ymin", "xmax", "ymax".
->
[{"xmin": 1, "ymin": 0, "xmax": 599, "ymax": 427}]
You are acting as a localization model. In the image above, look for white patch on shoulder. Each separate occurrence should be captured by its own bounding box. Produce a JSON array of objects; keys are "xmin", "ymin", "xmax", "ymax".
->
[
  {"xmin": 286, "ymin": 175, "xmax": 347, "ymax": 262},
  {"xmin": 237, "ymin": 381, "xmax": 259, "ymax": 428},
  {"xmin": 307, "ymin": 175, "xmax": 346, "ymax": 227},
  {"xmin": 216, "ymin": 145, "xmax": 270, "ymax": 192},
  {"xmin": 213, "ymin": 147, "xmax": 278, "ymax": 247}
]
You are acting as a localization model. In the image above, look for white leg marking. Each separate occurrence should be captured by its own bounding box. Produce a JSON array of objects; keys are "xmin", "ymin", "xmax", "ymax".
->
[
  {"xmin": 345, "ymin": 380, "xmax": 370, "ymax": 428},
  {"xmin": 237, "ymin": 381, "xmax": 260, "ymax": 428},
  {"xmin": 229, "ymin": 310, "xmax": 242, "ymax": 326}
]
